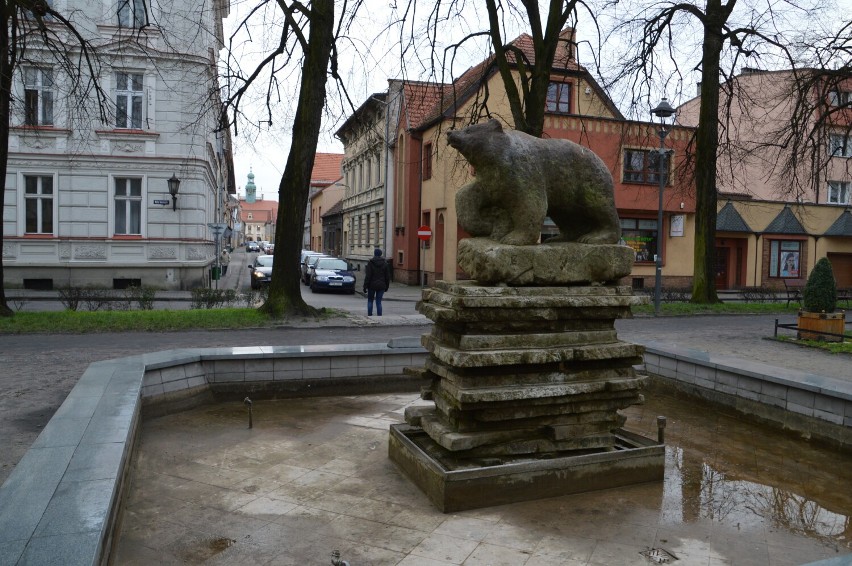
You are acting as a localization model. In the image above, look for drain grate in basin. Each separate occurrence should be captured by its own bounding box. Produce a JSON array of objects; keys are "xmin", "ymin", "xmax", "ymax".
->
[{"xmin": 640, "ymin": 548, "xmax": 678, "ymax": 563}]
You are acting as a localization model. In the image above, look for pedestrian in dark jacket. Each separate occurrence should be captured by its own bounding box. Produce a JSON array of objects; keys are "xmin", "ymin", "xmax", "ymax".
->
[{"xmin": 363, "ymin": 248, "xmax": 391, "ymax": 316}]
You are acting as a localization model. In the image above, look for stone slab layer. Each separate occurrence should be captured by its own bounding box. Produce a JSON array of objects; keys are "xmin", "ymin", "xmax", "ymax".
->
[
  {"xmin": 456, "ymin": 238, "xmax": 635, "ymax": 285},
  {"xmin": 389, "ymin": 424, "xmax": 665, "ymax": 513}
]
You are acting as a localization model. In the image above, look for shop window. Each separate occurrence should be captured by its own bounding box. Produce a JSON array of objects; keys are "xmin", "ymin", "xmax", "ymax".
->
[
  {"xmin": 769, "ymin": 240, "xmax": 801, "ymax": 278},
  {"xmin": 620, "ymin": 218, "xmax": 658, "ymax": 263}
]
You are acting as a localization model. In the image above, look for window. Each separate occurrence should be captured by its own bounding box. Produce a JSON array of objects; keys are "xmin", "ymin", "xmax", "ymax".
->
[
  {"xmin": 115, "ymin": 72, "xmax": 143, "ymax": 129},
  {"xmin": 829, "ymin": 134, "xmax": 852, "ymax": 158},
  {"xmin": 118, "ymin": 0, "xmax": 147, "ymax": 28},
  {"xmin": 623, "ymin": 149, "xmax": 663, "ymax": 184},
  {"xmin": 620, "ymin": 218, "xmax": 658, "ymax": 263},
  {"xmin": 25, "ymin": 0, "xmax": 53, "ymax": 20},
  {"xmin": 546, "ymin": 82, "xmax": 572, "ymax": 114},
  {"xmin": 829, "ymin": 90, "xmax": 852, "ymax": 107},
  {"xmin": 769, "ymin": 240, "xmax": 801, "ymax": 278},
  {"xmin": 828, "ymin": 181, "xmax": 851, "ymax": 205},
  {"xmin": 24, "ymin": 175, "xmax": 54, "ymax": 234},
  {"xmin": 423, "ymin": 143, "xmax": 433, "ymax": 180},
  {"xmin": 24, "ymin": 67, "xmax": 53, "ymax": 126},
  {"xmin": 365, "ymin": 159, "xmax": 372, "ymax": 188},
  {"xmin": 115, "ymin": 178, "xmax": 142, "ymax": 235}
]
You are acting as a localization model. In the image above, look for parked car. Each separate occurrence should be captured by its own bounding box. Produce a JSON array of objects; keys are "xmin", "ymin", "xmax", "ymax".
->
[
  {"xmin": 248, "ymin": 254, "xmax": 274, "ymax": 289},
  {"xmin": 246, "ymin": 241, "xmax": 260, "ymax": 253},
  {"xmin": 310, "ymin": 258, "xmax": 356, "ymax": 294},
  {"xmin": 258, "ymin": 240, "xmax": 270, "ymax": 253},
  {"xmin": 301, "ymin": 254, "xmax": 330, "ymax": 285},
  {"xmin": 265, "ymin": 244, "xmax": 275, "ymax": 254},
  {"xmin": 299, "ymin": 250, "xmax": 322, "ymax": 272}
]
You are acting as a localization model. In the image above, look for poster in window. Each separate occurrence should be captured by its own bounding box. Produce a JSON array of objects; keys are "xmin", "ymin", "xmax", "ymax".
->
[
  {"xmin": 780, "ymin": 251, "xmax": 800, "ymax": 278},
  {"xmin": 670, "ymin": 214, "xmax": 685, "ymax": 237}
]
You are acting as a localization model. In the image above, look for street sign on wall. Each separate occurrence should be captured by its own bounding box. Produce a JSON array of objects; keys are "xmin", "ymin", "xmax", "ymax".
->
[{"xmin": 417, "ymin": 225, "xmax": 432, "ymax": 241}]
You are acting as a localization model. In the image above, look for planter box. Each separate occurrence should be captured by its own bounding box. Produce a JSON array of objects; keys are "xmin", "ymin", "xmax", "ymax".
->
[{"xmin": 797, "ymin": 310, "xmax": 846, "ymax": 342}]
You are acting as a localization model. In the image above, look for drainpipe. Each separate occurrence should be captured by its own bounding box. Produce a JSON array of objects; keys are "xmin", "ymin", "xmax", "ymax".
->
[
  {"xmin": 412, "ymin": 132, "xmax": 424, "ymax": 287},
  {"xmin": 753, "ymin": 233, "xmax": 761, "ymax": 286}
]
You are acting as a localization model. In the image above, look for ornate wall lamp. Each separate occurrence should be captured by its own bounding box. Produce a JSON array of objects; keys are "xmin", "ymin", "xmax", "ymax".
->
[{"xmin": 167, "ymin": 173, "xmax": 181, "ymax": 211}]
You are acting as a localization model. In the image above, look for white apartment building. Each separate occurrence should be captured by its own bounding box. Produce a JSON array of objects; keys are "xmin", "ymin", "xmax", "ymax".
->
[{"xmin": 2, "ymin": 0, "xmax": 233, "ymax": 290}]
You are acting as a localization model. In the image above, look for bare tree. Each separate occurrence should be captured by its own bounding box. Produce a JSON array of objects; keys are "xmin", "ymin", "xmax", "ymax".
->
[
  {"xmin": 0, "ymin": 0, "xmax": 113, "ymax": 317},
  {"xmin": 766, "ymin": 21, "xmax": 852, "ymax": 200},
  {"xmin": 399, "ymin": 0, "xmax": 591, "ymax": 137},
  {"xmin": 604, "ymin": 0, "xmax": 822, "ymax": 303},
  {"xmin": 220, "ymin": 0, "xmax": 360, "ymax": 317}
]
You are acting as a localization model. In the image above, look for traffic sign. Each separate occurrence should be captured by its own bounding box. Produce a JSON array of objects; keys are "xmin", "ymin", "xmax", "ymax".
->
[
  {"xmin": 417, "ymin": 225, "xmax": 432, "ymax": 241},
  {"xmin": 207, "ymin": 222, "xmax": 227, "ymax": 236}
]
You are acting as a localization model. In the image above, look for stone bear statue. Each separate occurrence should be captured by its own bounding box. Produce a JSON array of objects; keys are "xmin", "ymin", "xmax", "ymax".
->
[{"xmin": 447, "ymin": 119, "xmax": 621, "ymax": 246}]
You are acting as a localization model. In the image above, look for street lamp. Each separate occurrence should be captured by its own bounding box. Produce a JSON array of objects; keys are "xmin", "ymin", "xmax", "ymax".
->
[
  {"xmin": 651, "ymin": 98, "xmax": 675, "ymax": 316},
  {"xmin": 167, "ymin": 173, "xmax": 181, "ymax": 211}
]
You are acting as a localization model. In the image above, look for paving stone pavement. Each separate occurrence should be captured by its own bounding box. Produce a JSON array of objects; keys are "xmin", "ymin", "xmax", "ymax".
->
[{"xmin": 2, "ymin": 255, "xmax": 851, "ymax": 565}]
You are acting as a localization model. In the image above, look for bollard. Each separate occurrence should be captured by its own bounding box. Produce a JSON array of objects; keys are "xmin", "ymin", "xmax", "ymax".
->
[
  {"xmin": 244, "ymin": 397, "xmax": 253, "ymax": 429},
  {"xmin": 657, "ymin": 415, "xmax": 667, "ymax": 444}
]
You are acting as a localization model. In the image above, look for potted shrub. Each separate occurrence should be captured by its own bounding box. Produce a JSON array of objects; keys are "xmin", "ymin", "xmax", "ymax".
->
[{"xmin": 797, "ymin": 257, "xmax": 845, "ymax": 342}]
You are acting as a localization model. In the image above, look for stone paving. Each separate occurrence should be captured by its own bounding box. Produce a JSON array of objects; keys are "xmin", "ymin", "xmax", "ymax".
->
[
  {"xmin": 114, "ymin": 390, "xmax": 852, "ymax": 565},
  {"xmin": 3, "ymin": 247, "xmax": 852, "ymax": 564}
]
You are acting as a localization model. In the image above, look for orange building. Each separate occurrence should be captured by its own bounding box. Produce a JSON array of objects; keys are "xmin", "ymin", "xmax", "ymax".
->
[
  {"xmin": 304, "ymin": 153, "xmax": 344, "ymax": 249},
  {"xmin": 388, "ymin": 28, "xmax": 696, "ymax": 288}
]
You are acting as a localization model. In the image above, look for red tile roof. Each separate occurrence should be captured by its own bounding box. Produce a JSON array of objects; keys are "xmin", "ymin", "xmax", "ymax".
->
[
  {"xmin": 311, "ymin": 153, "xmax": 344, "ymax": 185},
  {"xmin": 403, "ymin": 28, "xmax": 588, "ymax": 129},
  {"xmin": 239, "ymin": 199, "xmax": 279, "ymax": 223}
]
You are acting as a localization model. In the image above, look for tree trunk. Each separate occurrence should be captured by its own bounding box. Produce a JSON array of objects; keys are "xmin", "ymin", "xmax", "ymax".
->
[
  {"xmin": 690, "ymin": 2, "xmax": 726, "ymax": 304},
  {"xmin": 261, "ymin": 0, "xmax": 335, "ymax": 318},
  {"xmin": 0, "ymin": 6, "xmax": 14, "ymax": 317}
]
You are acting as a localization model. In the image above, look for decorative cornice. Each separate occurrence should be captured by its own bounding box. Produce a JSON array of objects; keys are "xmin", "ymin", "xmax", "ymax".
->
[{"xmin": 95, "ymin": 129, "xmax": 160, "ymax": 142}]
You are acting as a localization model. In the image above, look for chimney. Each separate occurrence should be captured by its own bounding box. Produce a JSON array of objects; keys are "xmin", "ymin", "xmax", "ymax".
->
[{"xmin": 554, "ymin": 27, "xmax": 576, "ymax": 67}]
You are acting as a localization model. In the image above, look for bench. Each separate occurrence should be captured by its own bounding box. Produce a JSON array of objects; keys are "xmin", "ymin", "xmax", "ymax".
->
[
  {"xmin": 785, "ymin": 281, "xmax": 851, "ymax": 308},
  {"xmin": 783, "ymin": 279, "xmax": 803, "ymax": 308}
]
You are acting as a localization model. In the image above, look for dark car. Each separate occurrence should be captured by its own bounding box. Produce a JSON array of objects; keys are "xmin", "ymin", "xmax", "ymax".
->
[
  {"xmin": 248, "ymin": 254, "xmax": 273, "ymax": 289},
  {"xmin": 310, "ymin": 258, "xmax": 356, "ymax": 294},
  {"xmin": 301, "ymin": 253, "xmax": 330, "ymax": 285}
]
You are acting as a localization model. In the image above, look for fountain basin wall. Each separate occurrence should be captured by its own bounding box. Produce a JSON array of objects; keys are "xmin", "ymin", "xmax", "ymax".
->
[{"xmin": 0, "ymin": 338, "xmax": 849, "ymax": 565}]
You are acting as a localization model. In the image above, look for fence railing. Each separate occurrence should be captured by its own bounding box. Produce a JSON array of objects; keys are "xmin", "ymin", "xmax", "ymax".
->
[{"xmin": 774, "ymin": 318, "xmax": 851, "ymax": 342}]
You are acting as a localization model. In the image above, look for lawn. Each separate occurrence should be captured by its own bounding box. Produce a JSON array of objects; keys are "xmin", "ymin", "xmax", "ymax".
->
[{"xmin": 0, "ymin": 307, "xmax": 348, "ymax": 334}]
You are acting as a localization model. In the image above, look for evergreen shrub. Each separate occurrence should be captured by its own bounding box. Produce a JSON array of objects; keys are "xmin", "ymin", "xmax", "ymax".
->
[{"xmin": 802, "ymin": 257, "xmax": 837, "ymax": 313}]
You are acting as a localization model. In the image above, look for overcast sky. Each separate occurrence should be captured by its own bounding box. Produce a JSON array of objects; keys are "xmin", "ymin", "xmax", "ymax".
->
[{"xmin": 223, "ymin": 1, "xmax": 849, "ymax": 201}]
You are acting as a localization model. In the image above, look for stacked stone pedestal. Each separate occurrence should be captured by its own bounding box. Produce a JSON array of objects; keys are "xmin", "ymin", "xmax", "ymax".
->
[
  {"xmin": 389, "ymin": 277, "xmax": 664, "ymax": 512},
  {"xmin": 411, "ymin": 281, "xmax": 646, "ymax": 457}
]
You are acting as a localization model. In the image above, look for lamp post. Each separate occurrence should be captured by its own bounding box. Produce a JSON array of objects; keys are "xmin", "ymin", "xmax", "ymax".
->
[{"xmin": 651, "ymin": 98, "xmax": 675, "ymax": 316}]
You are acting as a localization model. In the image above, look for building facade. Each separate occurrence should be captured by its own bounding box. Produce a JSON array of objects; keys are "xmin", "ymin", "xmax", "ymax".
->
[
  {"xmin": 2, "ymin": 0, "xmax": 234, "ymax": 291},
  {"xmin": 240, "ymin": 192, "xmax": 278, "ymax": 245},
  {"xmin": 386, "ymin": 29, "xmax": 696, "ymax": 288},
  {"xmin": 303, "ymin": 153, "xmax": 343, "ymax": 249},
  {"xmin": 309, "ymin": 182, "xmax": 343, "ymax": 253},
  {"xmin": 335, "ymin": 94, "xmax": 397, "ymax": 272},
  {"xmin": 680, "ymin": 69, "xmax": 852, "ymax": 288}
]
